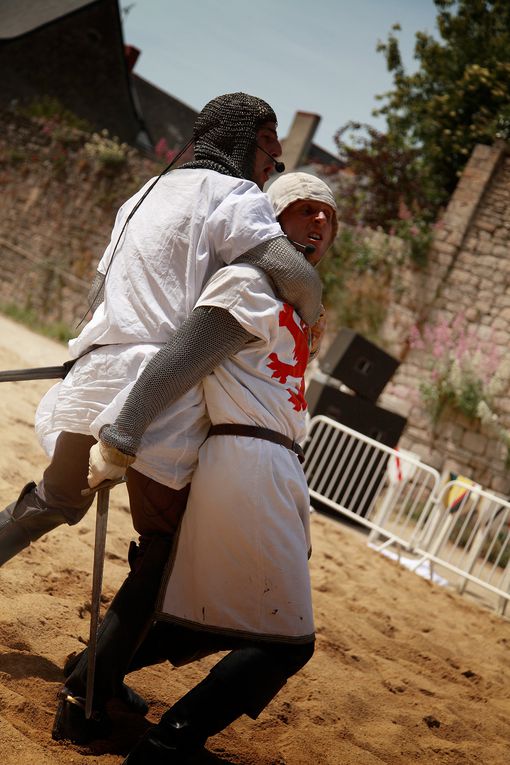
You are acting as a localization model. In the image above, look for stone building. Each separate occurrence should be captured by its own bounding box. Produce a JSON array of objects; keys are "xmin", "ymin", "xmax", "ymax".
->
[
  {"xmin": 0, "ymin": 0, "xmax": 341, "ymax": 166},
  {"xmin": 379, "ymin": 141, "xmax": 510, "ymax": 494},
  {"xmin": 0, "ymin": 0, "xmax": 147, "ymax": 146}
]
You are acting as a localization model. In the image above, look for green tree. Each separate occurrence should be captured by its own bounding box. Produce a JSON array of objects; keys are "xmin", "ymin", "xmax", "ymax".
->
[
  {"xmin": 333, "ymin": 121, "xmax": 433, "ymax": 229},
  {"xmin": 376, "ymin": 0, "xmax": 510, "ymax": 208}
]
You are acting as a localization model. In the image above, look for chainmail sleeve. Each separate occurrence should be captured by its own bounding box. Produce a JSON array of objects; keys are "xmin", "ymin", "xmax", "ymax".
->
[
  {"xmin": 87, "ymin": 270, "xmax": 106, "ymax": 314},
  {"xmin": 235, "ymin": 236, "xmax": 322, "ymax": 326},
  {"xmin": 99, "ymin": 306, "xmax": 253, "ymax": 456}
]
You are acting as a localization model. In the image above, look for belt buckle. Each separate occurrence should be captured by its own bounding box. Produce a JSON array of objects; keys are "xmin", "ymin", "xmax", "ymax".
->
[{"xmin": 291, "ymin": 439, "xmax": 305, "ymax": 464}]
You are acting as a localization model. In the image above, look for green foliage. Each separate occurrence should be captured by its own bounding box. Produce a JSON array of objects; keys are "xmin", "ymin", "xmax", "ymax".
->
[
  {"xmin": 335, "ymin": 2, "xmax": 510, "ymax": 235},
  {"xmin": 392, "ymin": 218, "xmax": 434, "ymax": 266},
  {"xmin": 318, "ymin": 227, "xmax": 398, "ymax": 342},
  {"xmin": 5, "ymin": 148, "xmax": 24, "ymax": 165},
  {"xmin": 22, "ymin": 96, "xmax": 91, "ymax": 132},
  {"xmin": 410, "ymin": 313, "xmax": 505, "ymax": 423},
  {"xmin": 333, "ymin": 121, "xmax": 435, "ymax": 267},
  {"xmin": 0, "ymin": 304, "xmax": 73, "ymax": 344},
  {"xmin": 318, "ymin": 219, "xmax": 431, "ymax": 342},
  {"xmin": 334, "ymin": 121, "xmax": 435, "ymax": 230},
  {"xmin": 84, "ymin": 129, "xmax": 133, "ymax": 170},
  {"xmin": 410, "ymin": 313, "xmax": 510, "ymax": 460},
  {"xmin": 375, "ymin": 0, "xmax": 510, "ymax": 208}
]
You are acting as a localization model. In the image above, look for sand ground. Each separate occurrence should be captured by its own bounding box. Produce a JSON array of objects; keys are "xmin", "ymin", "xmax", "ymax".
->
[{"xmin": 0, "ymin": 314, "xmax": 508, "ymax": 765}]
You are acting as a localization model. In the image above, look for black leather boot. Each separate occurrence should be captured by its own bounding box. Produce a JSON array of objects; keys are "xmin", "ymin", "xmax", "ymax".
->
[
  {"xmin": 123, "ymin": 720, "xmax": 202, "ymax": 764},
  {"xmin": 52, "ymin": 535, "xmax": 173, "ymax": 743},
  {"xmin": 123, "ymin": 635, "xmax": 315, "ymax": 760},
  {"xmin": 63, "ymin": 649, "xmax": 149, "ymax": 716},
  {"xmin": 0, "ymin": 482, "xmax": 37, "ymax": 564},
  {"xmin": 0, "ymin": 480, "xmax": 91, "ymax": 566},
  {"xmin": 123, "ymin": 673, "xmax": 244, "ymax": 764},
  {"xmin": 52, "ymin": 688, "xmax": 112, "ymax": 744}
]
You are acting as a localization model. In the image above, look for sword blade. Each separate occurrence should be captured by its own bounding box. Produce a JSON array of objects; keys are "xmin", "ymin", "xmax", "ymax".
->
[
  {"xmin": 81, "ymin": 476, "xmax": 126, "ymax": 720},
  {"xmin": 0, "ymin": 365, "xmax": 67, "ymax": 382},
  {"xmin": 85, "ymin": 485, "xmax": 110, "ymax": 720}
]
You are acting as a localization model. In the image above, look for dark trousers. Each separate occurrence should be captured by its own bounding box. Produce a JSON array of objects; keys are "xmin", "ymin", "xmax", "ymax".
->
[
  {"xmin": 0, "ymin": 430, "xmax": 189, "ymax": 562},
  {"xmin": 130, "ymin": 620, "xmax": 315, "ymax": 720},
  {"xmin": 0, "ymin": 429, "xmax": 190, "ymax": 704}
]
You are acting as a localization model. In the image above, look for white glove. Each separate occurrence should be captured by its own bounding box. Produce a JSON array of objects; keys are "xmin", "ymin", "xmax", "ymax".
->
[
  {"xmin": 309, "ymin": 304, "xmax": 326, "ymax": 361},
  {"xmin": 88, "ymin": 441, "xmax": 135, "ymax": 488}
]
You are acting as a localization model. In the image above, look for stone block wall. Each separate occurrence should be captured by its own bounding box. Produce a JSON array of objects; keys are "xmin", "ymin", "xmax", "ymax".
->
[
  {"xmin": 379, "ymin": 141, "xmax": 510, "ymax": 493},
  {"xmin": 0, "ymin": 111, "xmax": 158, "ymax": 328}
]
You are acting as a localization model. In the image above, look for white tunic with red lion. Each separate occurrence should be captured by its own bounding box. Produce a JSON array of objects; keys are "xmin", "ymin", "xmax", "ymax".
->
[{"xmin": 158, "ymin": 263, "xmax": 315, "ymax": 643}]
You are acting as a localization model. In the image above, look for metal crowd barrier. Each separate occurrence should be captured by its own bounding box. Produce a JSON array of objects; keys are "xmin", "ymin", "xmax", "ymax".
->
[
  {"xmin": 304, "ymin": 415, "xmax": 510, "ymax": 616},
  {"xmin": 303, "ymin": 415, "xmax": 441, "ymax": 550},
  {"xmin": 412, "ymin": 479, "xmax": 510, "ymax": 616}
]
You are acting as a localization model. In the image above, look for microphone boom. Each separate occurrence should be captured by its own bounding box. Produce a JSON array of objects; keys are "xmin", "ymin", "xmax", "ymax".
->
[
  {"xmin": 256, "ymin": 144, "xmax": 285, "ymax": 173},
  {"xmin": 290, "ymin": 240, "xmax": 316, "ymax": 256}
]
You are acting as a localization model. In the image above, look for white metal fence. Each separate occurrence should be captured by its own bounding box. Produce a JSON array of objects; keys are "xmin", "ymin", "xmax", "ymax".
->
[{"xmin": 304, "ymin": 415, "xmax": 510, "ymax": 616}]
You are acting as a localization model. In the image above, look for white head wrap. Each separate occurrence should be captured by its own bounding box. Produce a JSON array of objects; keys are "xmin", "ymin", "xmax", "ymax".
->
[{"xmin": 267, "ymin": 172, "xmax": 338, "ymax": 244}]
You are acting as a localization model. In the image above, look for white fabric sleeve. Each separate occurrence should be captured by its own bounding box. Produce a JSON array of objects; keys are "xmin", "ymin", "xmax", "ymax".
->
[
  {"xmin": 195, "ymin": 264, "xmax": 281, "ymax": 346},
  {"xmin": 206, "ymin": 183, "xmax": 282, "ymax": 264}
]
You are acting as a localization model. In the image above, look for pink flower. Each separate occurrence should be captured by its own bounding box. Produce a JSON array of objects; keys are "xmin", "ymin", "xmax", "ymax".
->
[
  {"xmin": 155, "ymin": 137, "xmax": 169, "ymax": 159},
  {"xmin": 409, "ymin": 325, "xmax": 424, "ymax": 350}
]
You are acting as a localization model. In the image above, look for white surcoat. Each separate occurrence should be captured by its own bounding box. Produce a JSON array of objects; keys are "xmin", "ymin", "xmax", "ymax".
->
[
  {"xmin": 159, "ymin": 264, "xmax": 315, "ymax": 642},
  {"xmin": 35, "ymin": 171, "xmax": 281, "ymax": 489}
]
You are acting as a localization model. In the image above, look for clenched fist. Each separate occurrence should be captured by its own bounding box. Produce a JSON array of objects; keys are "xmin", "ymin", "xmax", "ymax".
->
[{"xmin": 88, "ymin": 441, "xmax": 135, "ymax": 488}]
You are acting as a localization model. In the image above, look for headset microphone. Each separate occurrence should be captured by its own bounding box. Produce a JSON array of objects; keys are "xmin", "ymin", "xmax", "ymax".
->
[
  {"xmin": 256, "ymin": 145, "xmax": 285, "ymax": 173},
  {"xmin": 291, "ymin": 240, "xmax": 316, "ymax": 256}
]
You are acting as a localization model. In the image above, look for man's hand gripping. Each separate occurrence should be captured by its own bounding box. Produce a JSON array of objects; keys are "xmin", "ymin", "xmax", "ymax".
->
[{"xmin": 88, "ymin": 441, "xmax": 136, "ymax": 488}]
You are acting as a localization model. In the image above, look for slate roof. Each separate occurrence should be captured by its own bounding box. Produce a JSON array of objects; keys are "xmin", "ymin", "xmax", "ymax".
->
[
  {"xmin": 0, "ymin": 0, "xmax": 97, "ymax": 39},
  {"xmin": 132, "ymin": 75, "xmax": 198, "ymax": 149}
]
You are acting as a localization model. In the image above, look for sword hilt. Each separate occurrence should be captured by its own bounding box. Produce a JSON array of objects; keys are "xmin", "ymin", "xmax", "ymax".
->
[{"xmin": 81, "ymin": 476, "xmax": 127, "ymax": 497}]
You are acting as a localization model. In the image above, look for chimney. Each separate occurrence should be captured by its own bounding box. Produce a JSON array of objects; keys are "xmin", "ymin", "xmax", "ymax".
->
[
  {"xmin": 124, "ymin": 45, "xmax": 141, "ymax": 72},
  {"xmin": 281, "ymin": 112, "xmax": 321, "ymax": 172}
]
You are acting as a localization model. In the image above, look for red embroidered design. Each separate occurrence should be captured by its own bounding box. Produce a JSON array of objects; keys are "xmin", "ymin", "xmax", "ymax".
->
[{"xmin": 267, "ymin": 303, "xmax": 309, "ymax": 411}]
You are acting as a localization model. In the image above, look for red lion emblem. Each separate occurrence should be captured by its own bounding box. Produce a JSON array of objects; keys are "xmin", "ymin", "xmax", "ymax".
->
[{"xmin": 266, "ymin": 303, "xmax": 309, "ymax": 411}]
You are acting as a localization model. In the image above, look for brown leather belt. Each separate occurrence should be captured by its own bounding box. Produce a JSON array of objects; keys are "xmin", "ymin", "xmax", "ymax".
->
[{"xmin": 208, "ymin": 424, "xmax": 305, "ymax": 464}]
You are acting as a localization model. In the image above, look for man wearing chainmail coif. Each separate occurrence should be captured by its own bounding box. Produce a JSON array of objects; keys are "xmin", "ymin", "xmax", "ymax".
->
[
  {"xmin": 59, "ymin": 171, "xmax": 338, "ymax": 763},
  {"xmin": 0, "ymin": 91, "xmax": 321, "ymax": 565},
  {"xmin": 0, "ymin": 92, "xmax": 321, "ymax": 709}
]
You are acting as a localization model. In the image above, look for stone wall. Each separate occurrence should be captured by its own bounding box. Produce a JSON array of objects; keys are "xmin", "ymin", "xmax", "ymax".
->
[
  {"xmin": 378, "ymin": 141, "xmax": 510, "ymax": 493},
  {"xmin": 0, "ymin": 111, "xmax": 158, "ymax": 328}
]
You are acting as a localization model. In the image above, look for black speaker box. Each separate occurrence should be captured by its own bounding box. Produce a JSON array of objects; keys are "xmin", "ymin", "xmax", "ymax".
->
[
  {"xmin": 319, "ymin": 328, "xmax": 399, "ymax": 402},
  {"xmin": 306, "ymin": 378, "xmax": 406, "ymax": 447}
]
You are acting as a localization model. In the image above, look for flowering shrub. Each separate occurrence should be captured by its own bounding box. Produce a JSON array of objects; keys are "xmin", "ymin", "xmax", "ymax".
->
[
  {"xmin": 84, "ymin": 130, "xmax": 132, "ymax": 168},
  {"xmin": 154, "ymin": 137, "xmax": 177, "ymax": 164},
  {"xmin": 391, "ymin": 217, "xmax": 433, "ymax": 266},
  {"xmin": 410, "ymin": 313, "xmax": 510, "ymax": 421}
]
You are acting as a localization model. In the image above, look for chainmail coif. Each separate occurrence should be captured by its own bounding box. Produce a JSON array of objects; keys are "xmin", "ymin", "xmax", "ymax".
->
[{"xmin": 180, "ymin": 92, "xmax": 277, "ymax": 180}]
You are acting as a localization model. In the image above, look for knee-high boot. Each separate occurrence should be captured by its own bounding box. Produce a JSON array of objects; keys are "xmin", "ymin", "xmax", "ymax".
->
[
  {"xmin": 0, "ymin": 482, "xmax": 84, "ymax": 565},
  {"xmin": 0, "ymin": 433, "xmax": 97, "ymax": 566},
  {"xmin": 52, "ymin": 534, "xmax": 174, "ymax": 744},
  {"xmin": 123, "ymin": 672, "xmax": 244, "ymax": 765}
]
